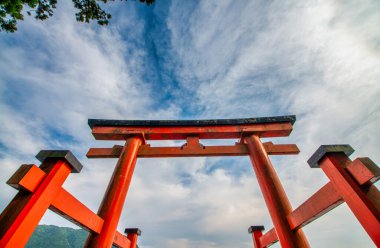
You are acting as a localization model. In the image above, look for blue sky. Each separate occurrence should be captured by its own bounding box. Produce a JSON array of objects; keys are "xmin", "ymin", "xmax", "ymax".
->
[{"xmin": 1, "ymin": 1, "xmax": 380, "ymax": 247}]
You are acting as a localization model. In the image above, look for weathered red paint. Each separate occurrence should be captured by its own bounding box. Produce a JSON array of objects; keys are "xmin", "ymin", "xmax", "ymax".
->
[
  {"xmin": 50, "ymin": 188, "xmax": 105, "ymax": 234},
  {"xmin": 86, "ymin": 142, "xmax": 299, "ymax": 158},
  {"xmin": 245, "ymin": 134, "xmax": 310, "ymax": 248},
  {"xmin": 126, "ymin": 233, "xmax": 139, "ymax": 248},
  {"xmin": 259, "ymin": 228, "xmax": 278, "ymax": 248},
  {"xmin": 113, "ymin": 231, "xmax": 131, "ymax": 248},
  {"xmin": 287, "ymin": 182, "xmax": 343, "ymax": 230},
  {"xmin": 0, "ymin": 160, "xmax": 72, "ymax": 248},
  {"xmin": 91, "ymin": 122, "xmax": 294, "ymax": 140},
  {"xmin": 85, "ymin": 136, "xmax": 142, "ymax": 248},
  {"xmin": 251, "ymin": 229, "xmax": 263, "ymax": 248},
  {"xmin": 346, "ymin": 157, "xmax": 380, "ymax": 185},
  {"xmin": 320, "ymin": 154, "xmax": 380, "ymax": 246},
  {"xmin": 6, "ymin": 164, "xmax": 46, "ymax": 192}
]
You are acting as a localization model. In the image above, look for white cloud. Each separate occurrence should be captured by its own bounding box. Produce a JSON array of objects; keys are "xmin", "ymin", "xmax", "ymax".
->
[
  {"xmin": 165, "ymin": 0, "xmax": 380, "ymax": 247},
  {"xmin": 0, "ymin": 1, "xmax": 379, "ymax": 248}
]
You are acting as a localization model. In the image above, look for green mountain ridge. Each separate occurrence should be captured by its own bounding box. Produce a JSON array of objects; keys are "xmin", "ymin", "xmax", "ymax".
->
[{"xmin": 26, "ymin": 225, "xmax": 87, "ymax": 248}]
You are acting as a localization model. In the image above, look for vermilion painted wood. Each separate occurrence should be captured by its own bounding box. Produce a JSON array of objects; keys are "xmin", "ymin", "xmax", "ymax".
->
[
  {"xmin": 7, "ymin": 164, "xmax": 46, "ymax": 192},
  {"xmin": 87, "ymin": 146, "xmax": 123, "ymax": 158},
  {"xmin": 346, "ymin": 157, "xmax": 380, "ymax": 185},
  {"xmin": 287, "ymin": 182, "xmax": 343, "ymax": 230},
  {"xmin": 5, "ymin": 163, "xmax": 105, "ymax": 234},
  {"xmin": 85, "ymin": 137, "xmax": 142, "ymax": 248},
  {"xmin": 113, "ymin": 231, "xmax": 131, "ymax": 248},
  {"xmin": 320, "ymin": 154, "xmax": 380, "ymax": 246},
  {"xmin": 264, "ymin": 185, "xmax": 379, "ymax": 247},
  {"xmin": 4, "ymin": 144, "xmax": 377, "ymax": 248},
  {"xmin": 86, "ymin": 142, "xmax": 299, "ymax": 158},
  {"xmin": 288, "ymin": 157, "xmax": 380, "ymax": 230},
  {"xmin": 91, "ymin": 122, "xmax": 294, "ymax": 140},
  {"xmin": 0, "ymin": 160, "xmax": 71, "ymax": 248},
  {"xmin": 126, "ymin": 233, "xmax": 138, "ymax": 248},
  {"xmin": 3, "ymin": 162, "xmax": 134, "ymax": 247},
  {"xmin": 245, "ymin": 134, "xmax": 310, "ymax": 248},
  {"xmin": 262, "ymin": 142, "xmax": 300, "ymax": 155},
  {"xmin": 138, "ymin": 144, "xmax": 248, "ymax": 157},
  {"xmin": 367, "ymin": 185, "xmax": 380, "ymax": 212},
  {"xmin": 50, "ymin": 188, "xmax": 104, "ymax": 233},
  {"xmin": 251, "ymin": 230, "xmax": 263, "ymax": 248},
  {"xmin": 254, "ymin": 155, "xmax": 380, "ymax": 247},
  {"xmin": 259, "ymin": 228, "xmax": 278, "ymax": 248}
]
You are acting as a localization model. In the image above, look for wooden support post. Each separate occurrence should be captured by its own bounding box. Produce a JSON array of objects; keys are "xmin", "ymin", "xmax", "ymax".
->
[
  {"xmin": 308, "ymin": 145, "xmax": 380, "ymax": 246},
  {"xmin": 124, "ymin": 228, "xmax": 141, "ymax": 248},
  {"xmin": 248, "ymin": 226, "xmax": 264, "ymax": 248},
  {"xmin": 85, "ymin": 136, "xmax": 142, "ymax": 248},
  {"xmin": 245, "ymin": 134, "xmax": 310, "ymax": 248},
  {"xmin": 0, "ymin": 150, "xmax": 83, "ymax": 248}
]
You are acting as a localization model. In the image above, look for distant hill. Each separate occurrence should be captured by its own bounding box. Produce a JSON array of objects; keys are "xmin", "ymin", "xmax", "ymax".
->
[{"xmin": 26, "ymin": 225, "xmax": 87, "ymax": 248}]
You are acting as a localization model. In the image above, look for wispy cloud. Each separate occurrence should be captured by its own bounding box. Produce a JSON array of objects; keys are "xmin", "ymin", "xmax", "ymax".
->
[{"xmin": 0, "ymin": 1, "xmax": 379, "ymax": 248}]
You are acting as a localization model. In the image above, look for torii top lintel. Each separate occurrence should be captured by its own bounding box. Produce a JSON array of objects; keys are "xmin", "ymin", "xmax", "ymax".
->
[{"xmin": 88, "ymin": 115, "xmax": 296, "ymax": 141}]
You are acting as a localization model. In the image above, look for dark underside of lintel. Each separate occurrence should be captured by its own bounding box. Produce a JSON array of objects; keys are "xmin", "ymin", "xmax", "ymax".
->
[{"xmin": 88, "ymin": 115, "xmax": 296, "ymax": 128}]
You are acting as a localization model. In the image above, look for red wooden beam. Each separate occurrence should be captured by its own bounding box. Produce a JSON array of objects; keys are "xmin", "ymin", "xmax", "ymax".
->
[
  {"xmin": 346, "ymin": 157, "xmax": 380, "ymax": 185},
  {"xmin": 90, "ymin": 122, "xmax": 294, "ymax": 141},
  {"xmin": 320, "ymin": 154, "xmax": 380, "ymax": 245},
  {"xmin": 262, "ymin": 142, "xmax": 300, "ymax": 155},
  {"xmin": 252, "ymin": 154, "xmax": 380, "ymax": 247},
  {"xmin": 259, "ymin": 228, "xmax": 278, "ymax": 248},
  {"xmin": 6, "ymin": 164, "xmax": 46, "ymax": 192},
  {"xmin": 289, "ymin": 156, "xmax": 380, "ymax": 230},
  {"xmin": 138, "ymin": 144, "xmax": 247, "ymax": 157},
  {"xmin": 245, "ymin": 134, "xmax": 310, "ymax": 248},
  {"xmin": 53, "ymin": 195, "xmax": 131, "ymax": 248},
  {"xmin": 5, "ymin": 163, "xmax": 104, "ymax": 234},
  {"xmin": 367, "ymin": 185, "xmax": 380, "ymax": 212},
  {"xmin": 86, "ymin": 142, "xmax": 299, "ymax": 159},
  {"xmin": 4, "ymin": 163, "xmax": 134, "ymax": 247},
  {"xmin": 86, "ymin": 137, "xmax": 142, "ymax": 248},
  {"xmin": 287, "ymin": 182, "xmax": 343, "ymax": 230},
  {"xmin": 248, "ymin": 226, "xmax": 265, "ymax": 248},
  {"xmin": 50, "ymin": 188, "xmax": 104, "ymax": 233},
  {"xmin": 0, "ymin": 160, "xmax": 72, "ymax": 248},
  {"xmin": 113, "ymin": 231, "xmax": 132, "ymax": 248},
  {"xmin": 124, "ymin": 228, "xmax": 141, "ymax": 248}
]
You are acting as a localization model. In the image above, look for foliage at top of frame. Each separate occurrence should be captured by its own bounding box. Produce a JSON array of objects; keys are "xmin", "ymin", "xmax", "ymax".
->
[{"xmin": 0, "ymin": 0, "xmax": 155, "ymax": 32}]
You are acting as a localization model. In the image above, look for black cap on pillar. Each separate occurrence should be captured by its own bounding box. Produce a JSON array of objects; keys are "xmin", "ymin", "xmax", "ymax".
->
[
  {"xmin": 307, "ymin": 145, "xmax": 354, "ymax": 168},
  {"xmin": 125, "ymin": 228, "xmax": 142, "ymax": 236},
  {"xmin": 248, "ymin": 226, "xmax": 265, "ymax": 234},
  {"xmin": 36, "ymin": 150, "xmax": 83, "ymax": 173}
]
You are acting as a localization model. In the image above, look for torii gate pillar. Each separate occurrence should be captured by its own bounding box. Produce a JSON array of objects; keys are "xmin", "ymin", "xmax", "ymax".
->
[
  {"xmin": 85, "ymin": 137, "xmax": 142, "ymax": 247},
  {"xmin": 246, "ymin": 135, "xmax": 310, "ymax": 247}
]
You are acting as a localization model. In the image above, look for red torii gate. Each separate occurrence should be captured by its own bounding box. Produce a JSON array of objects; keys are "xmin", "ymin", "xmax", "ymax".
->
[{"xmin": 0, "ymin": 115, "xmax": 379, "ymax": 248}]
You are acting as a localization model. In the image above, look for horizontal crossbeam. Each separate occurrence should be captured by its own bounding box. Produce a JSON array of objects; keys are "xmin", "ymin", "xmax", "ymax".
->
[
  {"xmin": 90, "ymin": 122, "xmax": 294, "ymax": 141},
  {"xmin": 86, "ymin": 142, "xmax": 299, "ymax": 158},
  {"xmin": 287, "ymin": 182, "xmax": 342, "ymax": 230},
  {"xmin": 113, "ymin": 231, "xmax": 132, "ymax": 248},
  {"xmin": 259, "ymin": 228, "xmax": 278, "ymax": 247}
]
